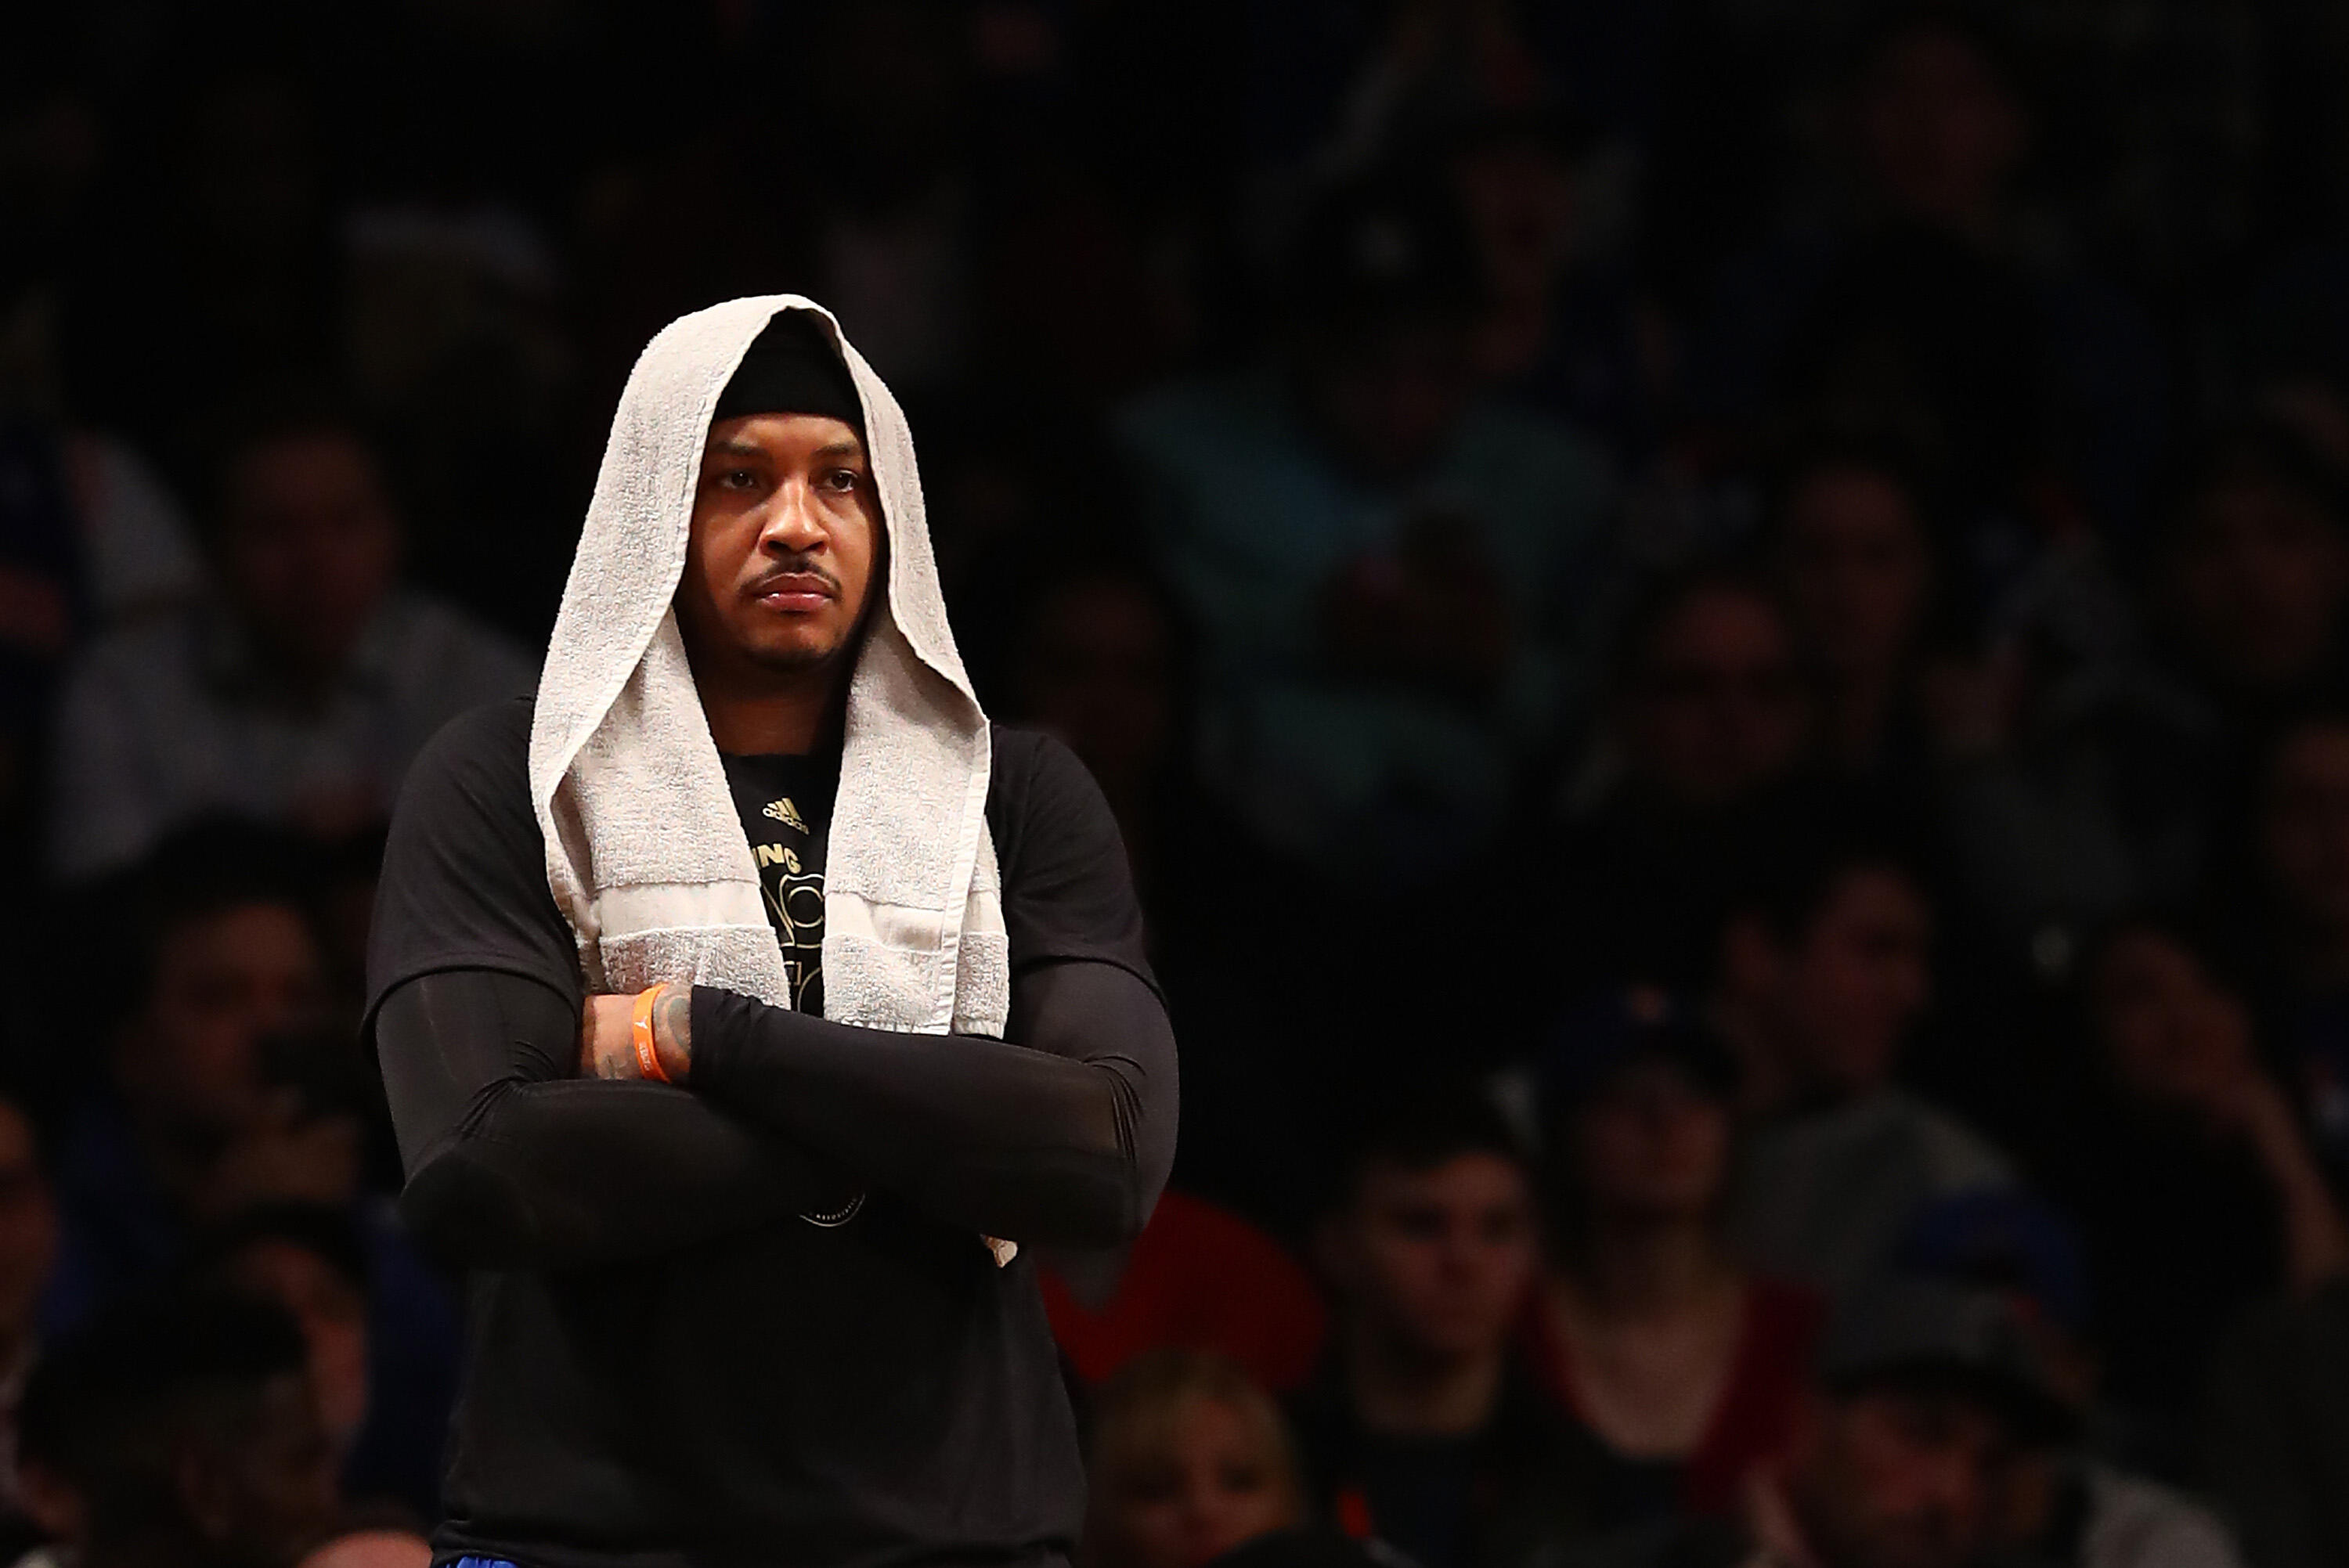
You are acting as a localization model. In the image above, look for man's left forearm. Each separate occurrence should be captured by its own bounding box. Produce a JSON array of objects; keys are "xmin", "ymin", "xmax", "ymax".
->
[{"xmin": 646, "ymin": 960, "xmax": 1176, "ymax": 1249}]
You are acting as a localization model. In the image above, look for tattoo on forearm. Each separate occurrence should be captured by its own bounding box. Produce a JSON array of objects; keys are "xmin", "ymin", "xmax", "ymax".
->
[{"xmin": 655, "ymin": 987, "xmax": 695, "ymax": 1081}]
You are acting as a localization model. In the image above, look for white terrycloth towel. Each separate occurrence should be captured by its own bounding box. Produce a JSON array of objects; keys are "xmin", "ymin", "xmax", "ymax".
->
[{"xmin": 527, "ymin": 294, "xmax": 1010, "ymax": 1047}]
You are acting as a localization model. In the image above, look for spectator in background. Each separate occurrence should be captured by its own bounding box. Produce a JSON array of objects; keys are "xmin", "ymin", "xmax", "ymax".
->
[
  {"xmin": 43, "ymin": 826, "xmax": 459, "ymax": 1448},
  {"xmin": 48, "ymin": 825, "xmax": 348, "ymax": 1321},
  {"xmin": 0, "ymin": 1094, "xmax": 57, "ymax": 1565},
  {"xmin": 2156, "ymin": 425, "xmax": 2349, "ymax": 723},
  {"xmin": 1118, "ymin": 174, "xmax": 1615, "ymax": 885},
  {"xmin": 1896, "ymin": 1191, "xmax": 2247, "ymax": 1568},
  {"xmin": 1292, "ymin": 1090, "xmax": 1602, "ymax": 1568},
  {"xmin": 2244, "ymin": 706, "xmax": 2349, "ymax": 1180},
  {"xmin": 1525, "ymin": 992, "xmax": 1822, "ymax": 1524},
  {"xmin": 1896, "ymin": 421, "xmax": 2349, "ymax": 979},
  {"xmin": 16, "ymin": 1291, "xmax": 343, "ymax": 1568},
  {"xmin": 1716, "ymin": 810, "xmax": 2014, "ymax": 1297},
  {"xmin": 184, "ymin": 1205, "xmax": 455, "ymax": 1527},
  {"xmin": 1688, "ymin": 9, "xmax": 2167, "ymax": 559},
  {"xmin": 2055, "ymin": 917, "xmax": 2347, "ymax": 1470},
  {"xmin": 1763, "ymin": 440, "xmax": 1946, "ymax": 783},
  {"xmin": 1447, "ymin": 107, "xmax": 1654, "ymax": 460},
  {"xmin": 47, "ymin": 395, "xmax": 531, "ymax": 881},
  {"xmin": 1571, "ymin": 1279, "xmax": 2074, "ymax": 1568},
  {"xmin": 1545, "ymin": 570, "xmax": 1810, "ymax": 996},
  {"xmin": 994, "ymin": 550, "xmax": 1193, "ymax": 937},
  {"xmin": 1083, "ymin": 1350, "xmax": 1306, "ymax": 1568}
]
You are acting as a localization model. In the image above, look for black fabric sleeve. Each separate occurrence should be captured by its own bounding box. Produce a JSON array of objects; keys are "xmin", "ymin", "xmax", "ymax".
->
[
  {"xmin": 689, "ymin": 959, "xmax": 1176, "ymax": 1250},
  {"xmin": 688, "ymin": 729, "xmax": 1176, "ymax": 1249},
  {"xmin": 380, "ymin": 969, "xmax": 850, "ymax": 1270}
]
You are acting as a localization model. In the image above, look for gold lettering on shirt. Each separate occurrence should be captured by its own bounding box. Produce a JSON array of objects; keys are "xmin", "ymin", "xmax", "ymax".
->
[
  {"xmin": 752, "ymin": 842, "xmax": 803, "ymax": 874},
  {"xmin": 763, "ymin": 798, "xmax": 807, "ymax": 832}
]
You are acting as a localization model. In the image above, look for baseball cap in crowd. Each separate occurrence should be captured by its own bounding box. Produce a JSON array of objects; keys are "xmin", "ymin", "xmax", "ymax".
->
[
  {"xmin": 1818, "ymin": 1276, "xmax": 2076, "ymax": 1444},
  {"xmin": 1896, "ymin": 1188, "xmax": 2091, "ymax": 1337},
  {"xmin": 1539, "ymin": 986, "xmax": 1740, "ymax": 1130}
]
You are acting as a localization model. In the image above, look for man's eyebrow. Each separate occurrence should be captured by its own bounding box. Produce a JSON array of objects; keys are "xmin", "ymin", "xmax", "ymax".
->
[
  {"xmin": 814, "ymin": 442, "xmax": 866, "ymax": 461},
  {"xmin": 708, "ymin": 438, "xmax": 767, "ymax": 459}
]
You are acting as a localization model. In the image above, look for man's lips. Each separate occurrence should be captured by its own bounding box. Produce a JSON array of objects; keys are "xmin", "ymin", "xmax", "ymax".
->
[{"xmin": 748, "ymin": 571, "xmax": 837, "ymax": 613}]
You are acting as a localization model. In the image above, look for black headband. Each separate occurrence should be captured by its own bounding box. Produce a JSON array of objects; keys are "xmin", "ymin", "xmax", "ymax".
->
[{"xmin": 712, "ymin": 311, "xmax": 867, "ymax": 433}]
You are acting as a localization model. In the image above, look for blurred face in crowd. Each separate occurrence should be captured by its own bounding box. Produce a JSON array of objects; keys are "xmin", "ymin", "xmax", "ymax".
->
[
  {"xmin": 677, "ymin": 414, "xmax": 881, "ymax": 692},
  {"xmin": 1730, "ymin": 867, "xmax": 1932, "ymax": 1098},
  {"xmin": 1088, "ymin": 1392, "xmax": 1300, "ymax": 1568},
  {"xmin": 1622, "ymin": 585, "xmax": 1808, "ymax": 809},
  {"xmin": 2090, "ymin": 928, "xmax": 2259, "ymax": 1117},
  {"xmin": 179, "ymin": 1368, "xmax": 341, "ymax": 1568},
  {"xmin": 1016, "ymin": 575, "xmax": 1175, "ymax": 802},
  {"xmin": 1301, "ymin": 317, "xmax": 1478, "ymax": 485},
  {"xmin": 1321, "ymin": 1152, "xmax": 1539, "ymax": 1367},
  {"xmin": 0, "ymin": 1103, "xmax": 56, "ymax": 1353},
  {"xmin": 1789, "ymin": 1384, "xmax": 2013, "ymax": 1568},
  {"xmin": 1568, "ymin": 1058, "xmax": 1732, "ymax": 1227},
  {"xmin": 1858, "ymin": 23, "xmax": 2025, "ymax": 233},
  {"xmin": 2262, "ymin": 721, "xmax": 2349, "ymax": 949},
  {"xmin": 218, "ymin": 431, "xmax": 402, "ymax": 681},
  {"xmin": 225, "ymin": 1240, "xmax": 371, "ymax": 1453},
  {"xmin": 2166, "ymin": 473, "xmax": 2349, "ymax": 690},
  {"xmin": 1452, "ymin": 133, "xmax": 1578, "ymax": 306},
  {"xmin": 120, "ymin": 903, "xmax": 333, "ymax": 1135},
  {"xmin": 1774, "ymin": 464, "xmax": 1934, "ymax": 689}
]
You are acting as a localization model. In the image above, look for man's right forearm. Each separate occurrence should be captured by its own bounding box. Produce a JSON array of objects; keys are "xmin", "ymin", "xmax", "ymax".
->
[{"xmin": 377, "ymin": 971, "xmax": 848, "ymax": 1270}]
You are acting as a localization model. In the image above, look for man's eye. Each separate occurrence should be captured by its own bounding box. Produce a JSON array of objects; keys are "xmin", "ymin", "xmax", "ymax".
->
[
  {"xmin": 824, "ymin": 469, "xmax": 861, "ymax": 492},
  {"xmin": 716, "ymin": 469, "xmax": 759, "ymax": 490}
]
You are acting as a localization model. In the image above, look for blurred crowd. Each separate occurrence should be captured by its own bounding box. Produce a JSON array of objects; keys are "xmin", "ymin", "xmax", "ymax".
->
[{"xmin": 9, "ymin": 1, "xmax": 2349, "ymax": 1566}]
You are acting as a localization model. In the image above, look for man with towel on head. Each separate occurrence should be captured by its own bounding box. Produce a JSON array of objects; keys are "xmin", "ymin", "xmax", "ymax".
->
[{"xmin": 363, "ymin": 297, "xmax": 1178, "ymax": 1568}]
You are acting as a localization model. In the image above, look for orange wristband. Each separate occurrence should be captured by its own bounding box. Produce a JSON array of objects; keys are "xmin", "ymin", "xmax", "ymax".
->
[{"xmin": 631, "ymin": 983, "xmax": 672, "ymax": 1083}]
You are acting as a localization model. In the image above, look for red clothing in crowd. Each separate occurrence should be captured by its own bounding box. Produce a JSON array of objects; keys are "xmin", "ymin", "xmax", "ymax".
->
[
  {"xmin": 1041, "ymin": 1188, "xmax": 1328, "ymax": 1393},
  {"xmin": 1520, "ymin": 1276, "xmax": 1825, "ymax": 1516}
]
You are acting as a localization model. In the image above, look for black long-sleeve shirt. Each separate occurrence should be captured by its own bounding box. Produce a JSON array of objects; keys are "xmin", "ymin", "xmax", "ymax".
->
[{"xmin": 364, "ymin": 698, "xmax": 1176, "ymax": 1568}]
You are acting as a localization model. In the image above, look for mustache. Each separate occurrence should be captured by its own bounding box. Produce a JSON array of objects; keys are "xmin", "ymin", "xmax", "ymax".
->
[{"xmin": 745, "ymin": 559, "xmax": 843, "ymax": 597}]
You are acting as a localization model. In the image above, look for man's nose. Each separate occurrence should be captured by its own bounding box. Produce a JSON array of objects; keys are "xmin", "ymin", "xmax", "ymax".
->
[
  {"xmin": 762, "ymin": 480, "xmax": 828, "ymax": 552},
  {"xmin": 1918, "ymin": 1453, "xmax": 1984, "ymax": 1530}
]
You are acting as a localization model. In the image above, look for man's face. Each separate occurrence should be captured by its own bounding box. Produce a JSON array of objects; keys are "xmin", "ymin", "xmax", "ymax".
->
[
  {"xmin": 1570, "ymin": 1059, "xmax": 1732, "ymax": 1224},
  {"xmin": 1791, "ymin": 1386, "xmax": 2013, "ymax": 1568},
  {"xmin": 677, "ymin": 414, "xmax": 881, "ymax": 684},
  {"xmin": 0, "ymin": 1104, "xmax": 56, "ymax": 1350},
  {"xmin": 2167, "ymin": 476, "xmax": 2349, "ymax": 689},
  {"xmin": 121, "ymin": 903, "xmax": 332, "ymax": 1134},
  {"xmin": 218, "ymin": 433, "xmax": 400, "ymax": 677},
  {"xmin": 1776, "ymin": 467, "xmax": 1932, "ymax": 684},
  {"xmin": 1323, "ymin": 1152, "xmax": 1538, "ymax": 1365},
  {"xmin": 1744, "ymin": 867, "xmax": 1932, "ymax": 1098},
  {"xmin": 2263, "ymin": 723, "xmax": 2349, "ymax": 940},
  {"xmin": 1624, "ymin": 587, "xmax": 1808, "ymax": 808},
  {"xmin": 1858, "ymin": 24, "xmax": 2025, "ymax": 232}
]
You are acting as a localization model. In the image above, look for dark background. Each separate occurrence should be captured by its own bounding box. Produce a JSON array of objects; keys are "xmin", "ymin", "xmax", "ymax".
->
[{"xmin": 9, "ymin": 1, "xmax": 2349, "ymax": 1564}]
